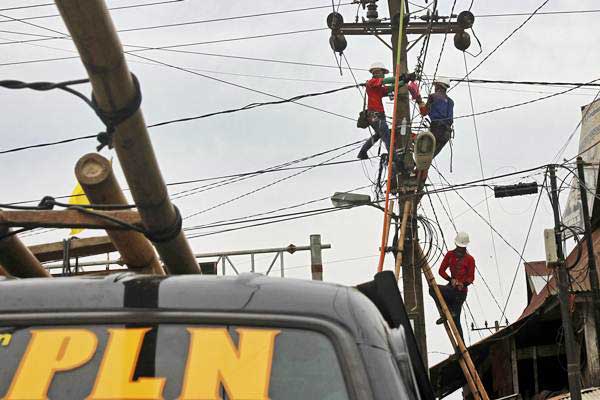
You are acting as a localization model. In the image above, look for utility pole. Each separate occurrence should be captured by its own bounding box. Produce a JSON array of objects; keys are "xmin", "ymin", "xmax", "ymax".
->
[
  {"xmin": 549, "ymin": 164, "xmax": 582, "ymax": 400},
  {"xmin": 54, "ymin": 0, "xmax": 200, "ymax": 275},
  {"xmin": 576, "ymin": 157, "xmax": 600, "ymax": 376},
  {"xmin": 387, "ymin": 0, "xmax": 427, "ymax": 366}
]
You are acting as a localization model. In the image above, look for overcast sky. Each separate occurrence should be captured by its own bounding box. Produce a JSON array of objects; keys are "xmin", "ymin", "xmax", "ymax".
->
[{"xmin": 2, "ymin": 0, "xmax": 600, "ymax": 397}]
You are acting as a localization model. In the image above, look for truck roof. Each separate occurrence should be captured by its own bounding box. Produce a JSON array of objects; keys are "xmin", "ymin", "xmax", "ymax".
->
[{"xmin": 0, "ymin": 273, "xmax": 390, "ymax": 349}]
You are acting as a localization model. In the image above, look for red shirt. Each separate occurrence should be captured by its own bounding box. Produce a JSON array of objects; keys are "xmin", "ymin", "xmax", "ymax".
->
[
  {"xmin": 366, "ymin": 78, "xmax": 389, "ymax": 113},
  {"xmin": 438, "ymin": 250, "xmax": 475, "ymax": 292}
]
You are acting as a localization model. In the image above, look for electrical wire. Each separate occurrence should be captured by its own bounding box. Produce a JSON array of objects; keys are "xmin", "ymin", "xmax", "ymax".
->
[
  {"xmin": 450, "ymin": 0, "xmax": 550, "ymax": 92},
  {"xmin": 118, "ymin": 3, "xmax": 352, "ymax": 33},
  {"xmin": 0, "ymin": 0, "xmax": 183, "ymax": 15},
  {"xmin": 462, "ymin": 52, "xmax": 505, "ymax": 300}
]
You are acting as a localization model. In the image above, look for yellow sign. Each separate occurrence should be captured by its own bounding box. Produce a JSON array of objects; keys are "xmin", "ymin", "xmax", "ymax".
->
[{"xmin": 3, "ymin": 327, "xmax": 280, "ymax": 400}]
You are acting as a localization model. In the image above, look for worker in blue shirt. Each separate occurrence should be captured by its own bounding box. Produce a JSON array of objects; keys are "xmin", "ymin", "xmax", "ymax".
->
[{"xmin": 418, "ymin": 77, "xmax": 454, "ymax": 157}]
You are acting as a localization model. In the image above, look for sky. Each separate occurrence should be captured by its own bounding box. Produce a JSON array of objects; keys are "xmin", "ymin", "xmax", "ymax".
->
[{"xmin": 1, "ymin": 0, "xmax": 600, "ymax": 397}]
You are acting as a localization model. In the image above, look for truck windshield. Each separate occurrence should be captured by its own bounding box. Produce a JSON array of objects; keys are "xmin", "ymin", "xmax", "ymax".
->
[{"xmin": 0, "ymin": 325, "xmax": 349, "ymax": 400}]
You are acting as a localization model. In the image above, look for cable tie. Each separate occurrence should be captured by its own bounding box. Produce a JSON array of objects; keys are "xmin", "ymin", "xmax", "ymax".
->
[
  {"xmin": 144, "ymin": 206, "xmax": 183, "ymax": 243},
  {"xmin": 92, "ymin": 73, "xmax": 142, "ymax": 151}
]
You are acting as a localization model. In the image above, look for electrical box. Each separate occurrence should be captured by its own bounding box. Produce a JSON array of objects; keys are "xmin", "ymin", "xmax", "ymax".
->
[{"xmin": 544, "ymin": 228, "xmax": 558, "ymax": 265}]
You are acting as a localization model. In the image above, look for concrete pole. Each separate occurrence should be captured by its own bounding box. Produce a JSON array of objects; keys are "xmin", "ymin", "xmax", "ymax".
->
[
  {"xmin": 310, "ymin": 234, "xmax": 323, "ymax": 281},
  {"xmin": 388, "ymin": 0, "xmax": 427, "ymax": 364},
  {"xmin": 75, "ymin": 153, "xmax": 165, "ymax": 275},
  {"xmin": 549, "ymin": 165, "xmax": 582, "ymax": 400},
  {"xmin": 54, "ymin": 0, "xmax": 200, "ymax": 274},
  {"xmin": 0, "ymin": 227, "xmax": 50, "ymax": 278}
]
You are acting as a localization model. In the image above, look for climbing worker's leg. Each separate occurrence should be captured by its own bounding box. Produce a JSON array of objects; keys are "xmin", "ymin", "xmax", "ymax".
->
[
  {"xmin": 431, "ymin": 123, "xmax": 451, "ymax": 157},
  {"xmin": 357, "ymin": 130, "xmax": 382, "ymax": 160},
  {"xmin": 449, "ymin": 291, "xmax": 467, "ymax": 339},
  {"xmin": 430, "ymin": 284, "xmax": 453, "ymax": 323},
  {"xmin": 375, "ymin": 116, "xmax": 391, "ymax": 152}
]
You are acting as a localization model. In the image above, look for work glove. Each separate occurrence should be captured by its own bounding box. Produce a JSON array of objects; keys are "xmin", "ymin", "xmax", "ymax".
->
[
  {"xmin": 407, "ymin": 81, "xmax": 421, "ymax": 100},
  {"xmin": 400, "ymin": 72, "xmax": 417, "ymax": 83}
]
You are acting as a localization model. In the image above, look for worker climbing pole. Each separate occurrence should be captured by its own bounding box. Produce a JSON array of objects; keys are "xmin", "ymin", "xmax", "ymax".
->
[{"xmin": 327, "ymin": 2, "xmax": 489, "ymax": 398}]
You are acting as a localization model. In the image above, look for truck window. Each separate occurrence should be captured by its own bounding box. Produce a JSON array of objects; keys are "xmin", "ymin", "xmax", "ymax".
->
[{"xmin": 0, "ymin": 325, "xmax": 349, "ymax": 400}]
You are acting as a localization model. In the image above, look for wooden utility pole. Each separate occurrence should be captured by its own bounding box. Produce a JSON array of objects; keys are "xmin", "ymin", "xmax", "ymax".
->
[
  {"xmin": 549, "ymin": 165, "xmax": 582, "ymax": 400},
  {"xmin": 75, "ymin": 153, "xmax": 165, "ymax": 275},
  {"xmin": 388, "ymin": 0, "xmax": 427, "ymax": 366},
  {"xmin": 0, "ymin": 227, "xmax": 50, "ymax": 278},
  {"xmin": 54, "ymin": 0, "xmax": 200, "ymax": 274},
  {"xmin": 310, "ymin": 234, "xmax": 323, "ymax": 281}
]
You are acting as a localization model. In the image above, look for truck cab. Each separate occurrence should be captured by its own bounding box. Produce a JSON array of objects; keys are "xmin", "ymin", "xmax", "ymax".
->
[{"xmin": 0, "ymin": 271, "xmax": 433, "ymax": 399}]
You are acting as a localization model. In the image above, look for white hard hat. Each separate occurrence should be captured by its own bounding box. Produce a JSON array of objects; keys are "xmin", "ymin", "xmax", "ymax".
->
[
  {"xmin": 369, "ymin": 62, "xmax": 389, "ymax": 74},
  {"xmin": 434, "ymin": 77, "xmax": 451, "ymax": 88},
  {"xmin": 454, "ymin": 231, "xmax": 470, "ymax": 247}
]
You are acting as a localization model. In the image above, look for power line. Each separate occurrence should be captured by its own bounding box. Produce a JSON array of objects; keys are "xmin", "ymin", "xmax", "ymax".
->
[
  {"xmin": 463, "ymin": 52, "xmax": 504, "ymax": 300},
  {"xmin": 499, "ymin": 172, "xmax": 547, "ymax": 322},
  {"xmin": 117, "ymin": 3, "xmax": 352, "ymax": 33},
  {"xmin": 450, "ymin": 0, "xmax": 550, "ymax": 92},
  {"xmin": 476, "ymin": 9, "xmax": 600, "ymax": 18},
  {"xmin": 0, "ymin": 0, "xmax": 185, "ymax": 21},
  {"xmin": 182, "ymin": 144, "xmax": 361, "ymax": 220}
]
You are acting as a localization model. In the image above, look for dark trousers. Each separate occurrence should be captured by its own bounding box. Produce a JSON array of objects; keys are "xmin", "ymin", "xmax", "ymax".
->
[
  {"xmin": 358, "ymin": 113, "xmax": 391, "ymax": 158},
  {"xmin": 429, "ymin": 283, "xmax": 467, "ymax": 338},
  {"xmin": 430, "ymin": 122, "xmax": 451, "ymax": 157}
]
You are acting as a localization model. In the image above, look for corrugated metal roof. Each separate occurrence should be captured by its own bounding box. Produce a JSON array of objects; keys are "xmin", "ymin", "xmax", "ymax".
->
[
  {"xmin": 519, "ymin": 228, "xmax": 600, "ymax": 320},
  {"xmin": 549, "ymin": 387, "xmax": 600, "ymax": 399}
]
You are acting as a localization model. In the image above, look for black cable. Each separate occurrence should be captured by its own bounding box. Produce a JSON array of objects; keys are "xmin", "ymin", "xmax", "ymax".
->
[
  {"xmin": 477, "ymin": 9, "xmax": 600, "ymax": 18},
  {"xmin": 449, "ymin": 0, "xmax": 550, "ymax": 92},
  {"xmin": 430, "ymin": 0, "xmax": 457, "ymax": 87},
  {"xmin": 147, "ymin": 82, "xmax": 360, "ymax": 129},
  {"xmin": 184, "ymin": 184, "xmax": 372, "ymax": 231},
  {"xmin": 130, "ymin": 52, "xmax": 357, "ymax": 123},
  {"xmin": 118, "ymin": 3, "xmax": 352, "ymax": 33},
  {"xmin": 183, "ymin": 144, "xmax": 361, "ymax": 220},
  {"xmin": 499, "ymin": 172, "xmax": 547, "ymax": 322},
  {"xmin": 452, "ymin": 78, "xmax": 600, "ymax": 88},
  {"xmin": 0, "ymin": 0, "xmax": 183, "ymax": 15}
]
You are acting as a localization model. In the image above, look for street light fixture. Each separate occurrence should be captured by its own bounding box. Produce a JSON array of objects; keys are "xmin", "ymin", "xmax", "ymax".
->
[{"xmin": 330, "ymin": 192, "xmax": 385, "ymax": 212}]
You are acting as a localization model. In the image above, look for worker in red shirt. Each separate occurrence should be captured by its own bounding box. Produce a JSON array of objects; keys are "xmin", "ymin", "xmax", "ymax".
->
[
  {"xmin": 357, "ymin": 62, "xmax": 417, "ymax": 160},
  {"xmin": 429, "ymin": 231, "xmax": 475, "ymax": 339}
]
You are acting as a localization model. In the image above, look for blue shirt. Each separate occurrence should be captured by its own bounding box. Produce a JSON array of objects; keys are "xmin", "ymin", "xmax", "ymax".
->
[{"xmin": 427, "ymin": 92, "xmax": 454, "ymax": 125}]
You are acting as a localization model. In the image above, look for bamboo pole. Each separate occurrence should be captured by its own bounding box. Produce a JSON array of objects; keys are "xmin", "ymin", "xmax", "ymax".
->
[
  {"xmin": 0, "ymin": 227, "xmax": 50, "ymax": 278},
  {"xmin": 75, "ymin": 153, "xmax": 165, "ymax": 275},
  {"xmin": 54, "ymin": 0, "xmax": 200, "ymax": 274},
  {"xmin": 417, "ymin": 245, "xmax": 489, "ymax": 400},
  {"xmin": 394, "ymin": 200, "xmax": 413, "ymax": 279},
  {"xmin": 380, "ymin": 200, "xmax": 396, "ymax": 257}
]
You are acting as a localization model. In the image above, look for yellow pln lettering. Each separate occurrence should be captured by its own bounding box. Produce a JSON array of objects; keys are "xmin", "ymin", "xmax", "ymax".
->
[
  {"xmin": 178, "ymin": 328, "xmax": 279, "ymax": 400},
  {"xmin": 0, "ymin": 333, "xmax": 11, "ymax": 347},
  {"xmin": 87, "ymin": 328, "xmax": 165, "ymax": 400},
  {"xmin": 4, "ymin": 329, "xmax": 97, "ymax": 400}
]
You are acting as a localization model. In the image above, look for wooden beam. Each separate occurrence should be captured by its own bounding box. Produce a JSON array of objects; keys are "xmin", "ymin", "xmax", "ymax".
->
[
  {"xmin": 29, "ymin": 236, "xmax": 116, "ymax": 263},
  {"xmin": 76, "ymin": 153, "xmax": 165, "ymax": 275},
  {"xmin": 0, "ymin": 210, "xmax": 142, "ymax": 230},
  {"xmin": 0, "ymin": 227, "xmax": 50, "ymax": 278}
]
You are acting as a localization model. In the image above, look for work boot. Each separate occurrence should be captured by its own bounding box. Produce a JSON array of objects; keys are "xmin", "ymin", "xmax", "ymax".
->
[{"xmin": 436, "ymin": 316, "xmax": 446, "ymax": 325}]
